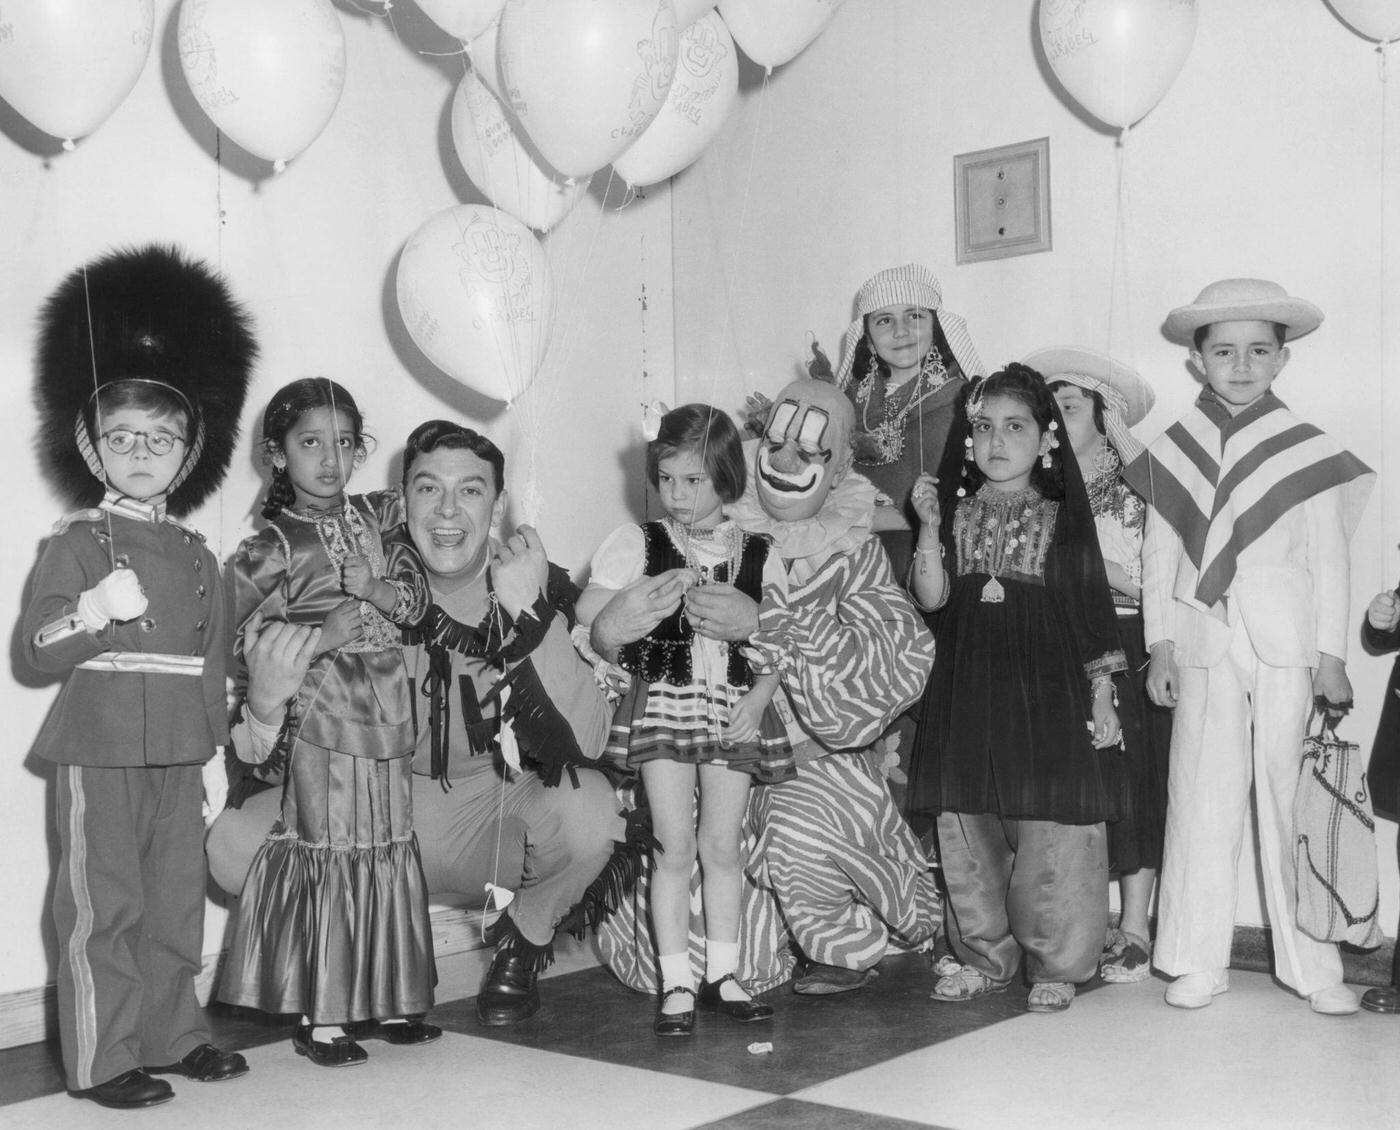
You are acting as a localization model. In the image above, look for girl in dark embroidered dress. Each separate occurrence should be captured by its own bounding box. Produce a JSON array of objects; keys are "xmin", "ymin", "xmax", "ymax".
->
[
  {"xmin": 220, "ymin": 379, "xmax": 437, "ymax": 1065},
  {"xmin": 907, "ymin": 364, "xmax": 1127, "ymax": 1014},
  {"xmin": 578, "ymin": 405, "xmax": 791, "ymax": 1034}
]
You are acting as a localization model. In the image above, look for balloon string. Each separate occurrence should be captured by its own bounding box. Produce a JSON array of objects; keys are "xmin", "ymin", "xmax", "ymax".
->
[
  {"xmin": 1381, "ymin": 39, "xmax": 1392, "ymax": 575},
  {"xmin": 79, "ymin": 266, "xmax": 118, "ymax": 571},
  {"xmin": 1106, "ymin": 125, "xmax": 1134, "ymax": 369}
]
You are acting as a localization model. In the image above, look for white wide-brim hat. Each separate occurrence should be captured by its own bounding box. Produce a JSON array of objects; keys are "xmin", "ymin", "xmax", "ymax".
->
[
  {"xmin": 1162, "ymin": 278, "xmax": 1323, "ymax": 346},
  {"xmin": 1023, "ymin": 345, "xmax": 1153, "ymax": 462},
  {"xmin": 1022, "ymin": 346, "xmax": 1154, "ymax": 427}
]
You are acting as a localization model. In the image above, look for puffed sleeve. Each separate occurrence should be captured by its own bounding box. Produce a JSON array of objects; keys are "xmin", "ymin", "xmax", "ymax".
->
[
  {"xmin": 587, "ymin": 524, "xmax": 647, "ymax": 591},
  {"xmin": 231, "ymin": 530, "xmax": 290, "ymax": 666}
]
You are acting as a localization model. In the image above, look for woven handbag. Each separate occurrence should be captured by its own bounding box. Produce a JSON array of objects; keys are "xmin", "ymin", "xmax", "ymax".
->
[{"xmin": 1293, "ymin": 711, "xmax": 1385, "ymax": 947}]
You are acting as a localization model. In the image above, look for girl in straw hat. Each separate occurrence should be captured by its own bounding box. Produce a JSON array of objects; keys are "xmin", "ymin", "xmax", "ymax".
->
[{"xmin": 1031, "ymin": 346, "xmax": 1167, "ymax": 986}]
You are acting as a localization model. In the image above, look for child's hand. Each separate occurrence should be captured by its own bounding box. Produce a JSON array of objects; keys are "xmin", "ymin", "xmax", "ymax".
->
[
  {"xmin": 341, "ymin": 555, "xmax": 376, "ymax": 599},
  {"xmin": 1145, "ymin": 642, "xmax": 1179, "ymax": 708},
  {"xmin": 723, "ymin": 691, "xmax": 764, "ymax": 744},
  {"xmin": 1368, "ymin": 591, "xmax": 1400, "ymax": 633},
  {"xmin": 742, "ymin": 391, "xmax": 774, "ymax": 437},
  {"xmin": 77, "ymin": 567, "xmax": 148, "ymax": 630},
  {"xmin": 1312, "ymin": 654, "xmax": 1352, "ymax": 712},
  {"xmin": 1090, "ymin": 698, "xmax": 1120, "ymax": 749},
  {"xmin": 910, "ymin": 474, "xmax": 940, "ymax": 527},
  {"xmin": 320, "ymin": 598, "xmax": 363, "ymax": 652}
]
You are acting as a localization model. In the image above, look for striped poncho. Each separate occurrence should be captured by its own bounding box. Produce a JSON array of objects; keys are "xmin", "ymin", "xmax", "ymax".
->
[{"xmin": 1123, "ymin": 389, "xmax": 1372, "ymax": 613}]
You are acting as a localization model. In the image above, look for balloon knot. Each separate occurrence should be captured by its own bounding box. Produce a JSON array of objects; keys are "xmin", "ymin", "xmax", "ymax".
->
[
  {"xmin": 61, "ymin": 138, "xmax": 75, "ymax": 152},
  {"xmin": 273, "ymin": 158, "xmax": 288, "ymax": 174}
]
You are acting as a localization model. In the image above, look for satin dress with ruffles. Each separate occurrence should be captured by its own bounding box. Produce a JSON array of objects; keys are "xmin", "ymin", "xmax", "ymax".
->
[{"xmin": 219, "ymin": 491, "xmax": 436, "ymax": 1024}]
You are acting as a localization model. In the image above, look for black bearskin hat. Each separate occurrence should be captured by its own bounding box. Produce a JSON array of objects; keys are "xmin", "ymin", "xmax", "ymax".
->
[{"xmin": 36, "ymin": 244, "xmax": 257, "ymax": 516}]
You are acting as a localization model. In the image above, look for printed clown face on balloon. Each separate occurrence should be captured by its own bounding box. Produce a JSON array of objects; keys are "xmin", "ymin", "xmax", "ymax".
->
[{"xmin": 755, "ymin": 380, "xmax": 854, "ymax": 521}]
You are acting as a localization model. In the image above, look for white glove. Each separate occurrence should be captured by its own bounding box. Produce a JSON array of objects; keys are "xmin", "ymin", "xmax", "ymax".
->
[
  {"xmin": 76, "ymin": 568, "xmax": 148, "ymax": 631},
  {"xmin": 201, "ymin": 753, "xmax": 229, "ymax": 827}
]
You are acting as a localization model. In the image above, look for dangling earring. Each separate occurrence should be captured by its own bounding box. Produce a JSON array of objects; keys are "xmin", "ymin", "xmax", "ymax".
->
[
  {"xmin": 918, "ymin": 346, "xmax": 948, "ymax": 389},
  {"xmin": 963, "ymin": 435, "xmax": 974, "ymax": 462},
  {"xmin": 1092, "ymin": 439, "xmax": 1120, "ymax": 476},
  {"xmin": 1041, "ymin": 449, "xmax": 1053, "ymax": 470},
  {"xmin": 854, "ymin": 344, "xmax": 879, "ymax": 403}
]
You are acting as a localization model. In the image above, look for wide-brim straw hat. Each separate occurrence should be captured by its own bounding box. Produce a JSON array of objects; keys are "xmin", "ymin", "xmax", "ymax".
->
[
  {"xmin": 1162, "ymin": 278, "xmax": 1323, "ymax": 346},
  {"xmin": 1023, "ymin": 345, "xmax": 1153, "ymax": 463}
]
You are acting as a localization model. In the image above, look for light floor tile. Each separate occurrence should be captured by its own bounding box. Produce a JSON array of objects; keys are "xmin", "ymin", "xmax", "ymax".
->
[
  {"xmin": 3, "ymin": 1029, "xmax": 775, "ymax": 1130},
  {"xmin": 793, "ymin": 971, "xmax": 1399, "ymax": 1130}
]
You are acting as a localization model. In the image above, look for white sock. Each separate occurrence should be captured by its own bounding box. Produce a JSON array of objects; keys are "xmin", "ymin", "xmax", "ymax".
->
[
  {"xmin": 658, "ymin": 952, "xmax": 695, "ymax": 1014},
  {"xmin": 310, "ymin": 1025, "xmax": 346, "ymax": 1043},
  {"xmin": 705, "ymin": 940, "xmax": 749, "ymax": 1001}
]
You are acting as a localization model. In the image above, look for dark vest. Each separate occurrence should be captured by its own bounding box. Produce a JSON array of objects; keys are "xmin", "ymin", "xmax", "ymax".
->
[{"xmin": 616, "ymin": 521, "xmax": 769, "ymax": 688}]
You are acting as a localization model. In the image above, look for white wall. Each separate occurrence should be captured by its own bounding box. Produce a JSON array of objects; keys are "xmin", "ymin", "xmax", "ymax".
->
[
  {"xmin": 671, "ymin": 0, "xmax": 1399, "ymax": 934},
  {"xmin": 0, "ymin": 0, "xmax": 667, "ymax": 998}
]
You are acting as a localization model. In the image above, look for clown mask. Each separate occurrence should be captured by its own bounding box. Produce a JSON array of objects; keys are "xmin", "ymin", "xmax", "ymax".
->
[{"xmin": 755, "ymin": 379, "xmax": 854, "ymax": 521}]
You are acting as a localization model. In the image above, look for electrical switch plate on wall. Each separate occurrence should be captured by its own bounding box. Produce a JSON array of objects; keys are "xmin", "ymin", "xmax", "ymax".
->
[{"xmin": 954, "ymin": 137, "xmax": 1051, "ymax": 264}]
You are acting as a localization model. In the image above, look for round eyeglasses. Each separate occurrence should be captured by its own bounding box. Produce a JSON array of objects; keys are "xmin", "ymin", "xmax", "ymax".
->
[{"xmin": 101, "ymin": 428, "xmax": 187, "ymax": 456}]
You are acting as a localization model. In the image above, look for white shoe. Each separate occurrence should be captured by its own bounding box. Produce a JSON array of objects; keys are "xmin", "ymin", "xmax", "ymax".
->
[
  {"xmin": 1165, "ymin": 969, "xmax": 1230, "ymax": 1009},
  {"xmin": 1308, "ymin": 985, "xmax": 1360, "ymax": 1015}
]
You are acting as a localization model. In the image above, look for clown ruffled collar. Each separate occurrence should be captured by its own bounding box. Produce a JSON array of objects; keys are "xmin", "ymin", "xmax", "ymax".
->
[{"xmin": 726, "ymin": 470, "xmax": 876, "ymax": 580}]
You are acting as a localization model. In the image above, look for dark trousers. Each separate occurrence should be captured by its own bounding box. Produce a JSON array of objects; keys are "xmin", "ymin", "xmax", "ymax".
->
[{"xmin": 53, "ymin": 763, "xmax": 208, "ymax": 1089}]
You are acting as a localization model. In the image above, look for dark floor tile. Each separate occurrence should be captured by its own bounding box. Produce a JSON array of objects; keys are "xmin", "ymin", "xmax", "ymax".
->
[
  {"xmin": 456, "ymin": 952, "xmax": 1073, "ymax": 1095},
  {"xmin": 694, "ymin": 1097, "xmax": 952, "ymax": 1129}
]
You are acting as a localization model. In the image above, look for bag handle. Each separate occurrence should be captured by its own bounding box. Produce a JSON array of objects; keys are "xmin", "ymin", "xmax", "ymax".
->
[{"xmin": 1310, "ymin": 695, "xmax": 1351, "ymax": 741}]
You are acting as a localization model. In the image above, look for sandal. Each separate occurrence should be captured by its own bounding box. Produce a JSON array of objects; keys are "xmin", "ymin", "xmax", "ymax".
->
[
  {"xmin": 1027, "ymin": 981, "xmax": 1075, "ymax": 1012},
  {"xmin": 930, "ymin": 967, "xmax": 1008, "ymax": 1002},
  {"xmin": 1101, "ymin": 930, "xmax": 1152, "ymax": 984}
]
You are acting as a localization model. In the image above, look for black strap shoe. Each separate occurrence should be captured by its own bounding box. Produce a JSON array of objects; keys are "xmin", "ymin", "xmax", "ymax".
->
[
  {"xmin": 698, "ymin": 974, "xmax": 775, "ymax": 1022},
  {"xmin": 654, "ymin": 986, "xmax": 696, "ymax": 1036},
  {"xmin": 292, "ymin": 1023, "xmax": 369, "ymax": 1068},
  {"xmin": 69, "ymin": 1068, "xmax": 174, "ymax": 1109},
  {"xmin": 375, "ymin": 1016, "xmax": 444, "ymax": 1045},
  {"xmin": 476, "ymin": 948, "xmax": 541, "ymax": 1026},
  {"xmin": 147, "ymin": 1042, "xmax": 249, "ymax": 1082}
]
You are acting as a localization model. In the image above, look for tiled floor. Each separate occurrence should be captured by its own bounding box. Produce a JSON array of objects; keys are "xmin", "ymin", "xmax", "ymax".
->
[{"xmin": 2, "ymin": 950, "xmax": 1395, "ymax": 1129}]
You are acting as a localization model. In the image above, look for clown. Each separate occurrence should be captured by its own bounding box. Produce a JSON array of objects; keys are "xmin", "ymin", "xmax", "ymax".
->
[{"xmin": 595, "ymin": 377, "xmax": 941, "ymax": 995}]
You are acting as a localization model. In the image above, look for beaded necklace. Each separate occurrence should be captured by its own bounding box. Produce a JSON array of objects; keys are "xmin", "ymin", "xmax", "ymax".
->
[
  {"xmin": 968, "ymin": 485, "xmax": 1042, "ymax": 603},
  {"xmin": 854, "ymin": 349, "xmax": 951, "ymax": 465},
  {"xmin": 662, "ymin": 516, "xmax": 744, "ymax": 582}
]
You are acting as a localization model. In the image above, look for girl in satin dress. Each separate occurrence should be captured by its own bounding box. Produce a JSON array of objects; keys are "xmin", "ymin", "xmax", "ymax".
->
[{"xmin": 220, "ymin": 378, "xmax": 437, "ymax": 1066}]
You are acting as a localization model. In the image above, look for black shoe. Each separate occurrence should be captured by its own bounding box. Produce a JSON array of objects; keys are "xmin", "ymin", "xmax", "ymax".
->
[
  {"xmin": 292, "ymin": 1023, "xmax": 368, "ymax": 1068},
  {"xmin": 147, "ymin": 1042, "xmax": 249, "ymax": 1082},
  {"xmin": 698, "ymin": 974, "xmax": 774, "ymax": 1022},
  {"xmin": 792, "ymin": 960, "xmax": 877, "ymax": 996},
  {"xmin": 375, "ymin": 1016, "xmax": 444, "ymax": 1045},
  {"xmin": 476, "ymin": 948, "xmax": 540, "ymax": 1026},
  {"xmin": 654, "ymin": 986, "xmax": 696, "ymax": 1037},
  {"xmin": 69, "ymin": 1068, "xmax": 174, "ymax": 1109},
  {"xmin": 1361, "ymin": 985, "xmax": 1400, "ymax": 1014}
]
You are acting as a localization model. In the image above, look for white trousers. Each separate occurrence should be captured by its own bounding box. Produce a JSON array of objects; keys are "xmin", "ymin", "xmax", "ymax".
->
[{"xmin": 1155, "ymin": 616, "xmax": 1343, "ymax": 996}]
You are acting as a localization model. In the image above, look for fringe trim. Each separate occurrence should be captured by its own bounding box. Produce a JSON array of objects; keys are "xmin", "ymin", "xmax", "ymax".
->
[
  {"xmin": 489, "ymin": 912, "xmax": 555, "ymax": 973},
  {"xmin": 557, "ymin": 807, "xmax": 659, "ymax": 941}
]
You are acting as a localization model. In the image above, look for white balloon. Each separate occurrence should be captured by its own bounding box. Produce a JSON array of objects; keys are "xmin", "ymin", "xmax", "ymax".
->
[
  {"xmin": 467, "ymin": 18, "xmax": 504, "ymax": 101},
  {"xmin": 674, "ymin": 0, "xmax": 718, "ymax": 30},
  {"xmin": 499, "ymin": 0, "xmax": 679, "ymax": 179},
  {"xmin": 415, "ymin": 0, "xmax": 505, "ymax": 40},
  {"xmin": 718, "ymin": 0, "xmax": 844, "ymax": 69},
  {"xmin": 614, "ymin": 12, "xmax": 739, "ymax": 187},
  {"xmin": 451, "ymin": 71, "xmax": 590, "ymax": 231},
  {"xmin": 0, "ymin": 0, "xmax": 154, "ymax": 146},
  {"xmin": 178, "ymin": 0, "xmax": 346, "ymax": 171},
  {"xmin": 1039, "ymin": 0, "xmax": 1197, "ymax": 130},
  {"xmin": 397, "ymin": 204, "xmax": 555, "ymax": 403},
  {"xmin": 1326, "ymin": 0, "xmax": 1400, "ymax": 41}
]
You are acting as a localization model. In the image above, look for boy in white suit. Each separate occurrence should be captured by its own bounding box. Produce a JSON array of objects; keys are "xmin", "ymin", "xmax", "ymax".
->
[{"xmin": 1123, "ymin": 279, "xmax": 1373, "ymax": 1015}]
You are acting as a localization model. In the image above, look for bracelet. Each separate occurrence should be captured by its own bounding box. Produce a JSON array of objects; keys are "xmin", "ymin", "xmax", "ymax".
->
[
  {"xmin": 915, "ymin": 543, "xmax": 944, "ymax": 576},
  {"xmin": 1090, "ymin": 674, "xmax": 1113, "ymax": 696}
]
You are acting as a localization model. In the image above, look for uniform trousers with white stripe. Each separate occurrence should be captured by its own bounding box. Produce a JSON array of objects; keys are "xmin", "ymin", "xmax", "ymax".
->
[
  {"xmin": 53, "ymin": 764, "xmax": 208, "ymax": 1090},
  {"xmin": 753, "ymin": 752, "xmax": 939, "ymax": 970},
  {"xmin": 1155, "ymin": 617, "xmax": 1344, "ymax": 995}
]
